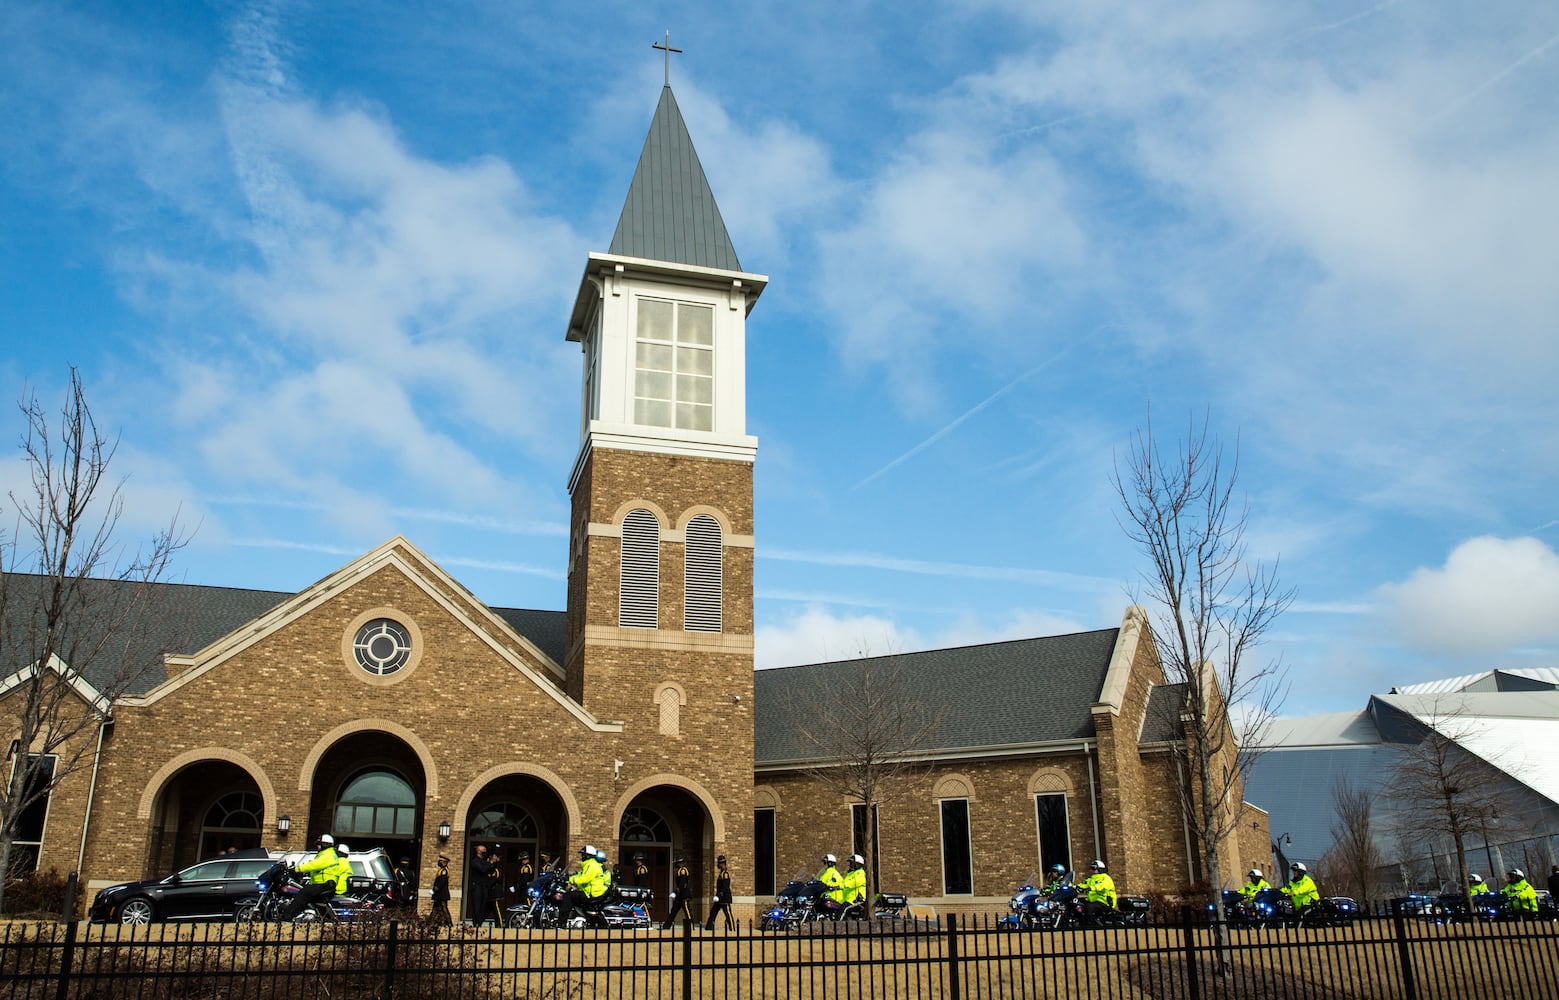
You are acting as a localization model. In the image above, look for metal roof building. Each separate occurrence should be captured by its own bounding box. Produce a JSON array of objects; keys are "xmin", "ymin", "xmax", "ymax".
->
[{"xmin": 1244, "ymin": 669, "xmax": 1559, "ymax": 891}]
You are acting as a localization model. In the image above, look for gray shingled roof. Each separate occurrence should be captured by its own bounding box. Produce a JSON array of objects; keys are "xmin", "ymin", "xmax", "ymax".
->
[
  {"xmin": 2, "ymin": 573, "xmax": 566, "ymax": 697},
  {"xmin": 1140, "ymin": 682, "xmax": 1188, "ymax": 744},
  {"xmin": 609, "ymin": 87, "xmax": 743, "ymax": 272},
  {"xmin": 755, "ymin": 629, "xmax": 1120, "ymax": 766}
]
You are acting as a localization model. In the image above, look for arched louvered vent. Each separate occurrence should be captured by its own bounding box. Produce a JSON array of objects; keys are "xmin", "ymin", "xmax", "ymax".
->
[
  {"xmin": 619, "ymin": 508, "xmax": 661, "ymax": 628},
  {"xmin": 683, "ymin": 513, "xmax": 723, "ymax": 632}
]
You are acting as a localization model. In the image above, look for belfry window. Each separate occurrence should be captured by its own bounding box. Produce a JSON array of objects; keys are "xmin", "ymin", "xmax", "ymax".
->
[
  {"xmin": 683, "ymin": 514, "xmax": 723, "ymax": 632},
  {"xmin": 620, "ymin": 508, "xmax": 661, "ymax": 628},
  {"xmin": 634, "ymin": 297, "xmax": 713, "ymax": 431}
]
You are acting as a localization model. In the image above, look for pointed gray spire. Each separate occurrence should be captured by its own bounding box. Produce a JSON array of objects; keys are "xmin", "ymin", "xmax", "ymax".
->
[{"xmin": 609, "ymin": 87, "xmax": 742, "ymax": 272}]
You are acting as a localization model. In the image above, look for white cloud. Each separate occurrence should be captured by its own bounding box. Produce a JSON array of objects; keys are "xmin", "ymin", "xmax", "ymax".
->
[
  {"xmin": 1377, "ymin": 537, "xmax": 1559, "ymax": 653},
  {"xmin": 755, "ymin": 603, "xmax": 1094, "ymax": 669},
  {"xmin": 756, "ymin": 606, "xmax": 924, "ymax": 669}
]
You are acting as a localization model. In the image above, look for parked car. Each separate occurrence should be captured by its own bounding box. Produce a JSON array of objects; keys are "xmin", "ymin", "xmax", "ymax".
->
[
  {"xmin": 90, "ymin": 846, "xmax": 398, "ymax": 924},
  {"xmin": 89, "ymin": 850, "xmax": 277, "ymax": 924}
]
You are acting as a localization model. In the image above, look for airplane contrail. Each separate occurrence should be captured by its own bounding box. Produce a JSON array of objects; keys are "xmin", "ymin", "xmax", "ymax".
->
[{"xmin": 851, "ymin": 353, "xmax": 1066, "ymax": 491}]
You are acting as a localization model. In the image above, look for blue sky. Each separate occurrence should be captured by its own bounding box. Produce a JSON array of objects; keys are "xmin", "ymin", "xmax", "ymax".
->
[{"xmin": 3, "ymin": 0, "xmax": 1557, "ymax": 718}]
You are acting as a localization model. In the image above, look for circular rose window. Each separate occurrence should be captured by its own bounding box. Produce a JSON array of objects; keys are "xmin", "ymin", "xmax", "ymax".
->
[{"xmin": 352, "ymin": 619, "xmax": 413, "ymax": 675}]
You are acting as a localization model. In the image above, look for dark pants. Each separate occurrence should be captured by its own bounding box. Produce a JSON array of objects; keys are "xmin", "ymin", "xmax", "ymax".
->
[
  {"xmin": 561, "ymin": 887, "xmax": 604, "ymax": 924},
  {"xmin": 663, "ymin": 892, "xmax": 692, "ymax": 928},
  {"xmin": 279, "ymin": 882, "xmax": 335, "ymax": 921},
  {"xmin": 704, "ymin": 898, "xmax": 732, "ymax": 930}
]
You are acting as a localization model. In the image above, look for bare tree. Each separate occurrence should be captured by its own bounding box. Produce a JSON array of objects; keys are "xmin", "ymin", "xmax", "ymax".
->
[
  {"xmin": 1382, "ymin": 698, "xmax": 1509, "ymax": 912},
  {"xmin": 788, "ymin": 649, "xmax": 941, "ymax": 909},
  {"xmin": 1316, "ymin": 775, "xmax": 1383, "ymax": 904},
  {"xmin": 1113, "ymin": 413, "xmax": 1291, "ymax": 964},
  {"xmin": 0, "ymin": 369, "xmax": 187, "ymax": 912}
]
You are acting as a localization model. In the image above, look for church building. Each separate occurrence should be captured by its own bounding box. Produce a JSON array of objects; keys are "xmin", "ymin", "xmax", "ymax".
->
[{"xmin": 3, "ymin": 82, "xmax": 1268, "ymax": 922}]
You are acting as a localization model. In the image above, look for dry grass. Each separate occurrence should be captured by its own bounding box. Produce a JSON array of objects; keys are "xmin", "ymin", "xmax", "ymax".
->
[{"xmin": 1, "ymin": 917, "xmax": 1555, "ymax": 999}]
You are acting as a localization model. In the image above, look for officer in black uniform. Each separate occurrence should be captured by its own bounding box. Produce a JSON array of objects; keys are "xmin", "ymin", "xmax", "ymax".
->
[
  {"xmin": 393, "ymin": 856, "xmax": 417, "ymax": 912},
  {"xmin": 663, "ymin": 854, "xmax": 693, "ymax": 928},
  {"xmin": 633, "ymin": 852, "xmax": 650, "ymax": 888},
  {"xmin": 486, "ymin": 847, "xmax": 506, "ymax": 927},
  {"xmin": 704, "ymin": 855, "xmax": 733, "ymax": 930},
  {"xmin": 430, "ymin": 853, "xmax": 452, "ymax": 925}
]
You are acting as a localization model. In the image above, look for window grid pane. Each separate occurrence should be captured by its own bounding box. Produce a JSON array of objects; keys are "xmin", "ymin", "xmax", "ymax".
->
[{"xmin": 635, "ymin": 298, "xmax": 716, "ymax": 431}]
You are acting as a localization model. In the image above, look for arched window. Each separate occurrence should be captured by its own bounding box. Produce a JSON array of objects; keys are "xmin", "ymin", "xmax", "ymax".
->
[
  {"xmin": 619, "ymin": 807, "xmax": 673, "ymax": 844},
  {"xmin": 470, "ymin": 802, "xmax": 540, "ymax": 842},
  {"xmin": 199, "ymin": 790, "xmax": 261, "ymax": 858},
  {"xmin": 683, "ymin": 514, "xmax": 723, "ymax": 632},
  {"xmin": 334, "ymin": 770, "xmax": 417, "ymax": 837},
  {"xmin": 620, "ymin": 508, "xmax": 661, "ymax": 628}
]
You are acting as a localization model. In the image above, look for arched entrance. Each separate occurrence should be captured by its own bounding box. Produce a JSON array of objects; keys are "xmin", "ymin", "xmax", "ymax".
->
[
  {"xmin": 306, "ymin": 732, "xmax": 427, "ymax": 869},
  {"xmin": 145, "ymin": 761, "xmax": 263, "ymax": 876},
  {"xmin": 464, "ymin": 775, "xmax": 568, "ymax": 922},
  {"xmin": 618, "ymin": 786, "xmax": 713, "ymax": 923}
]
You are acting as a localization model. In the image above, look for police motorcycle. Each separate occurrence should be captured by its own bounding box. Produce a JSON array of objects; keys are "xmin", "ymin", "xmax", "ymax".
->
[
  {"xmin": 999, "ymin": 871, "xmax": 1056, "ymax": 931},
  {"xmin": 1217, "ymin": 887, "xmax": 1286, "ymax": 928},
  {"xmin": 1048, "ymin": 882, "xmax": 1153, "ymax": 929},
  {"xmin": 761, "ymin": 870, "xmax": 821, "ymax": 930},
  {"xmin": 505, "ymin": 857, "xmax": 568, "ymax": 928},
  {"xmin": 236, "ymin": 859, "xmax": 384, "ymax": 923},
  {"xmin": 761, "ymin": 867, "xmax": 870, "ymax": 930}
]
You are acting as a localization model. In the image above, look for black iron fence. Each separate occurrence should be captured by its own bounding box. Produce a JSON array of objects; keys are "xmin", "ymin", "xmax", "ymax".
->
[{"xmin": 3, "ymin": 912, "xmax": 1557, "ymax": 1000}]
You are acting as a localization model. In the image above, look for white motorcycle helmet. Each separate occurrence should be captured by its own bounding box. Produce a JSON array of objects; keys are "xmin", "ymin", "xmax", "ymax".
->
[{"xmin": 822, "ymin": 853, "xmax": 837, "ymax": 865}]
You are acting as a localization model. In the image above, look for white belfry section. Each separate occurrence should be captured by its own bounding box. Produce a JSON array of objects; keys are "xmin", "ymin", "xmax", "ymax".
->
[{"xmin": 566, "ymin": 252, "xmax": 767, "ymax": 485}]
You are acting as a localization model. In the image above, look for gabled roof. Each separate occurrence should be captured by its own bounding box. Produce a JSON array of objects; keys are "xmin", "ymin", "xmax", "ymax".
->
[
  {"xmin": 609, "ymin": 87, "xmax": 742, "ymax": 272},
  {"xmin": 754, "ymin": 628, "xmax": 1120, "ymax": 766},
  {"xmin": 2, "ymin": 567, "xmax": 567, "ymax": 698}
]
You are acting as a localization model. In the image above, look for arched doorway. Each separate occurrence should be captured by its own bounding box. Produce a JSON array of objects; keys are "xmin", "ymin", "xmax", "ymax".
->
[
  {"xmin": 145, "ymin": 761, "xmax": 263, "ymax": 876},
  {"xmin": 618, "ymin": 786, "xmax": 713, "ymax": 923},
  {"xmin": 464, "ymin": 775, "xmax": 568, "ymax": 922},
  {"xmin": 306, "ymin": 732, "xmax": 427, "ymax": 869}
]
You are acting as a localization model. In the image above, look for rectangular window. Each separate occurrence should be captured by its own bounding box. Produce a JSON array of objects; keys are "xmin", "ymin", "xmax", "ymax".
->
[
  {"xmin": 1036, "ymin": 794, "xmax": 1071, "ymax": 875},
  {"xmin": 9, "ymin": 754, "xmax": 56, "ymax": 876},
  {"xmin": 851, "ymin": 803, "xmax": 881, "ymax": 887},
  {"xmin": 634, "ymin": 297, "xmax": 713, "ymax": 431},
  {"xmin": 939, "ymin": 799, "xmax": 973, "ymax": 895},
  {"xmin": 754, "ymin": 808, "xmax": 776, "ymax": 896},
  {"xmin": 582, "ymin": 315, "xmax": 601, "ymax": 430}
]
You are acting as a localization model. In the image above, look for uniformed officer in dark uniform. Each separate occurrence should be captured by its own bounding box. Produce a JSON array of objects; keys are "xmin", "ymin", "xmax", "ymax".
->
[
  {"xmin": 633, "ymin": 852, "xmax": 650, "ymax": 888},
  {"xmin": 704, "ymin": 855, "xmax": 733, "ymax": 930},
  {"xmin": 430, "ymin": 853, "xmax": 452, "ymax": 925},
  {"xmin": 663, "ymin": 854, "xmax": 693, "ymax": 928}
]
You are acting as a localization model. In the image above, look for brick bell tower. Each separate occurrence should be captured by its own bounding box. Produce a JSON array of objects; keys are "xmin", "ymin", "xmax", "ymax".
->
[{"xmin": 563, "ymin": 83, "xmax": 765, "ymax": 741}]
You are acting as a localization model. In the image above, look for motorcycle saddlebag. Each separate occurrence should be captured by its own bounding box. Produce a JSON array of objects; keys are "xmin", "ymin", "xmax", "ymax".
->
[
  {"xmin": 615, "ymin": 885, "xmax": 653, "ymax": 904},
  {"xmin": 876, "ymin": 892, "xmax": 908, "ymax": 909},
  {"xmin": 1118, "ymin": 895, "xmax": 1152, "ymax": 914}
]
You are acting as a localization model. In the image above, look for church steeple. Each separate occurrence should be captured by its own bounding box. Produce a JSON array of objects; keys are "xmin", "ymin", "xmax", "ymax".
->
[
  {"xmin": 561, "ymin": 80, "xmax": 765, "ymax": 718},
  {"xmin": 608, "ymin": 87, "xmax": 743, "ymax": 273}
]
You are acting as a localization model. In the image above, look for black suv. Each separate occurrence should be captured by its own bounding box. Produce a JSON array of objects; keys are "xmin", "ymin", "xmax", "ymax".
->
[{"xmin": 89, "ymin": 847, "xmax": 397, "ymax": 924}]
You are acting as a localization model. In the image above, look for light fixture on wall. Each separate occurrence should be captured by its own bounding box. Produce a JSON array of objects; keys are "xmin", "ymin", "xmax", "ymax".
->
[
  {"xmin": 438, "ymin": 821, "xmax": 451, "ymax": 842},
  {"xmin": 277, "ymin": 815, "xmax": 291, "ymax": 836}
]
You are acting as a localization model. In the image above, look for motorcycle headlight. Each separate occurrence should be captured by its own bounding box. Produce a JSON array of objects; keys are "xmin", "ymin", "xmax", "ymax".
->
[
  {"xmin": 529, "ymin": 887, "xmax": 541, "ymax": 899},
  {"xmin": 257, "ymin": 881, "xmax": 270, "ymax": 892}
]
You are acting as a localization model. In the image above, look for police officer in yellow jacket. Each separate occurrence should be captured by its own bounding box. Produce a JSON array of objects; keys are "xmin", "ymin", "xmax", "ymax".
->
[
  {"xmin": 1281, "ymin": 862, "xmax": 1320, "ymax": 913},
  {"xmin": 561, "ymin": 845, "xmax": 609, "ymax": 924},
  {"xmin": 1079, "ymin": 859, "xmax": 1117, "ymax": 919},
  {"xmin": 1501, "ymin": 869, "xmax": 1538, "ymax": 917},
  {"xmin": 280, "ymin": 833, "xmax": 351, "ymax": 921},
  {"xmin": 1238, "ymin": 869, "xmax": 1270, "ymax": 902},
  {"xmin": 833, "ymin": 854, "xmax": 867, "ymax": 913}
]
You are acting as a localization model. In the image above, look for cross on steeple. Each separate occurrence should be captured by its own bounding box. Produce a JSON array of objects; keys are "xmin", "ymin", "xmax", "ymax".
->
[{"xmin": 652, "ymin": 30, "xmax": 682, "ymax": 87}]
